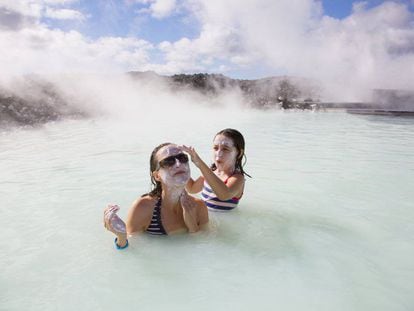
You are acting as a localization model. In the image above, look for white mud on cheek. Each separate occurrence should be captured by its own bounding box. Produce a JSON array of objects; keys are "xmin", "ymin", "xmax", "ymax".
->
[{"xmin": 159, "ymin": 168, "xmax": 190, "ymax": 186}]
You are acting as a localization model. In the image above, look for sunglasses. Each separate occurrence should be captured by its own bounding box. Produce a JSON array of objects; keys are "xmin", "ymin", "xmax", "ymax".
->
[{"xmin": 158, "ymin": 153, "xmax": 189, "ymax": 168}]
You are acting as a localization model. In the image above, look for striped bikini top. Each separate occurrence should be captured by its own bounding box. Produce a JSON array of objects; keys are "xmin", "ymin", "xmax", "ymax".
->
[
  {"xmin": 145, "ymin": 197, "xmax": 167, "ymax": 235},
  {"xmin": 201, "ymin": 175, "xmax": 242, "ymax": 211}
]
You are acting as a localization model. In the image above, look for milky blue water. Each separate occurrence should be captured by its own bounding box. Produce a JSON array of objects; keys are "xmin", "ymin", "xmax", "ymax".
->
[{"xmin": 1, "ymin": 109, "xmax": 413, "ymax": 311}]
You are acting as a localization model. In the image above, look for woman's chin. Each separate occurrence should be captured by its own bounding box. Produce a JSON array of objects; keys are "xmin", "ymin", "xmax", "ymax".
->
[{"xmin": 172, "ymin": 174, "xmax": 190, "ymax": 185}]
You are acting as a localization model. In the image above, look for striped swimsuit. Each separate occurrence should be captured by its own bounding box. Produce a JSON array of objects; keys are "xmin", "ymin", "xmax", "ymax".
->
[
  {"xmin": 146, "ymin": 197, "xmax": 167, "ymax": 235},
  {"xmin": 201, "ymin": 175, "xmax": 242, "ymax": 211}
]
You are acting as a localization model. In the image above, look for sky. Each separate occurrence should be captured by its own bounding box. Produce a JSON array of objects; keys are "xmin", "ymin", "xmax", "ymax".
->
[{"xmin": 0, "ymin": 0, "xmax": 414, "ymax": 96}]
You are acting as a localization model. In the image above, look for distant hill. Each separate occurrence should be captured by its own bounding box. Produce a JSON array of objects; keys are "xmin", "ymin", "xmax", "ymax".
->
[
  {"xmin": 6, "ymin": 71, "xmax": 412, "ymax": 128},
  {"xmin": 0, "ymin": 71, "xmax": 323, "ymax": 127},
  {"xmin": 128, "ymin": 71, "xmax": 322, "ymax": 108}
]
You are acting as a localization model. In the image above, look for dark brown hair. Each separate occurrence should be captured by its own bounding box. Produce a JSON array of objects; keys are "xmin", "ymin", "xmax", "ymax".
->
[
  {"xmin": 142, "ymin": 142, "xmax": 171, "ymax": 198},
  {"xmin": 211, "ymin": 128, "xmax": 251, "ymax": 178}
]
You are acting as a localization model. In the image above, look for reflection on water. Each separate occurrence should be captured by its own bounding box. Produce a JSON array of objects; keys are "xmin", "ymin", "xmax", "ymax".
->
[
  {"xmin": 358, "ymin": 114, "xmax": 414, "ymax": 126},
  {"xmin": 1, "ymin": 111, "xmax": 414, "ymax": 311}
]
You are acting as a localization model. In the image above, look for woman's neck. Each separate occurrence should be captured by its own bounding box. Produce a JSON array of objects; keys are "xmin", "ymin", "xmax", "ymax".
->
[{"xmin": 161, "ymin": 185, "xmax": 185, "ymax": 210}]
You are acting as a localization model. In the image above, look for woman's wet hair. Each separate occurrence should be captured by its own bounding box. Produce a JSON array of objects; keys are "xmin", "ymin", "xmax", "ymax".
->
[
  {"xmin": 211, "ymin": 128, "xmax": 251, "ymax": 178},
  {"xmin": 142, "ymin": 142, "xmax": 171, "ymax": 198}
]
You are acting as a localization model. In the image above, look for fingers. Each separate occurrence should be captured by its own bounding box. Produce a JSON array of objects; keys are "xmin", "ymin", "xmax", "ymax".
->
[
  {"xmin": 104, "ymin": 204, "xmax": 120, "ymax": 229},
  {"xmin": 180, "ymin": 191, "xmax": 196, "ymax": 211},
  {"xmin": 111, "ymin": 215, "xmax": 127, "ymax": 234},
  {"xmin": 180, "ymin": 145, "xmax": 192, "ymax": 154},
  {"xmin": 105, "ymin": 205, "xmax": 119, "ymax": 217},
  {"xmin": 181, "ymin": 190, "xmax": 191, "ymax": 201},
  {"xmin": 180, "ymin": 191, "xmax": 187, "ymax": 202},
  {"xmin": 181, "ymin": 145, "xmax": 196, "ymax": 154}
]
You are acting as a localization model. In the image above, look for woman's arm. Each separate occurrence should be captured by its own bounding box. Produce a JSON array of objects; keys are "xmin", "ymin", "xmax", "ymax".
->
[
  {"xmin": 103, "ymin": 197, "xmax": 152, "ymax": 248},
  {"xmin": 197, "ymin": 199, "xmax": 209, "ymax": 230},
  {"xmin": 182, "ymin": 146, "xmax": 244, "ymax": 200},
  {"xmin": 180, "ymin": 192, "xmax": 209, "ymax": 233},
  {"xmin": 180, "ymin": 191, "xmax": 199, "ymax": 233},
  {"xmin": 126, "ymin": 197, "xmax": 153, "ymax": 234}
]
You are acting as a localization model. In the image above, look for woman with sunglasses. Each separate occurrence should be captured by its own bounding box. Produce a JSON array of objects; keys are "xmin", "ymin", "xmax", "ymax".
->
[
  {"xmin": 103, "ymin": 143, "xmax": 209, "ymax": 249},
  {"xmin": 183, "ymin": 128, "xmax": 250, "ymax": 211}
]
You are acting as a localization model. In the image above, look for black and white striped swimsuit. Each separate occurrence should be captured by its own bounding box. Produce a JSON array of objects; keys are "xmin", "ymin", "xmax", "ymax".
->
[{"xmin": 146, "ymin": 197, "xmax": 167, "ymax": 235}]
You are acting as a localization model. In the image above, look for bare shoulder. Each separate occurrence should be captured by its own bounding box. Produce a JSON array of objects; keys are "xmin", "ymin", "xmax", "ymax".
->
[
  {"xmin": 226, "ymin": 172, "xmax": 245, "ymax": 188},
  {"xmin": 130, "ymin": 195, "xmax": 156, "ymax": 210},
  {"xmin": 230, "ymin": 172, "xmax": 245, "ymax": 181},
  {"xmin": 126, "ymin": 195, "xmax": 156, "ymax": 234},
  {"xmin": 128, "ymin": 196, "xmax": 155, "ymax": 218}
]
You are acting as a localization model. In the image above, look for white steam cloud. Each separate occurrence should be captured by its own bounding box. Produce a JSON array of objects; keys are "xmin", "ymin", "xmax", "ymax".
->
[
  {"xmin": 0, "ymin": 0, "xmax": 413, "ymax": 101},
  {"xmin": 0, "ymin": 72, "xmax": 246, "ymax": 129}
]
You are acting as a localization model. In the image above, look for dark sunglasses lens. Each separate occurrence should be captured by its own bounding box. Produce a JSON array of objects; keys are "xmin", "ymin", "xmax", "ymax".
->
[
  {"xmin": 159, "ymin": 156, "xmax": 175, "ymax": 168},
  {"xmin": 159, "ymin": 154, "xmax": 188, "ymax": 168},
  {"xmin": 176, "ymin": 154, "xmax": 189, "ymax": 163}
]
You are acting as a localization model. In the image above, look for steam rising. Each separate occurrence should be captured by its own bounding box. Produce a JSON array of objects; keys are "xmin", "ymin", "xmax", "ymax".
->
[
  {"xmin": 0, "ymin": 73, "xmax": 247, "ymax": 128},
  {"xmin": 0, "ymin": 1, "xmax": 413, "ymax": 104}
]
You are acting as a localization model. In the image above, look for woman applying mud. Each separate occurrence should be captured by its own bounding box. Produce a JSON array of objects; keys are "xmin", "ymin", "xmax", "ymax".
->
[{"xmin": 103, "ymin": 143, "xmax": 209, "ymax": 249}]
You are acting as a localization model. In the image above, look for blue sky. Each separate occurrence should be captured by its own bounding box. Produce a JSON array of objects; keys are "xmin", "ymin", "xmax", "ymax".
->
[
  {"xmin": 0, "ymin": 0, "xmax": 413, "ymax": 88},
  {"xmin": 322, "ymin": 0, "xmax": 400, "ymax": 18},
  {"xmin": 43, "ymin": 1, "xmax": 201, "ymax": 42},
  {"xmin": 40, "ymin": 1, "xmax": 414, "ymax": 41}
]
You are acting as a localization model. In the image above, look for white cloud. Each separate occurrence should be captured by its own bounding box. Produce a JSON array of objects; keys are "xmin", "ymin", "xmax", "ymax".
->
[
  {"xmin": 145, "ymin": 0, "xmax": 321, "ymax": 74},
  {"xmin": 0, "ymin": 1, "xmax": 43, "ymax": 19},
  {"xmin": 44, "ymin": 7, "xmax": 85, "ymax": 20},
  {"xmin": 0, "ymin": 0, "xmax": 83, "ymax": 22},
  {"xmin": 1, "ymin": 0, "xmax": 414, "ymax": 101},
  {"xmin": 134, "ymin": 0, "xmax": 177, "ymax": 19},
  {"xmin": 44, "ymin": 0, "xmax": 79, "ymax": 4},
  {"xmin": 301, "ymin": 2, "xmax": 414, "ymax": 98},
  {"xmin": 0, "ymin": 24, "xmax": 154, "ymax": 74},
  {"xmin": 156, "ymin": 0, "xmax": 414, "ymax": 99},
  {"xmin": 0, "ymin": 0, "xmax": 155, "ymax": 75},
  {"xmin": 150, "ymin": 0, "xmax": 176, "ymax": 19},
  {"xmin": 131, "ymin": 0, "xmax": 152, "ymax": 4}
]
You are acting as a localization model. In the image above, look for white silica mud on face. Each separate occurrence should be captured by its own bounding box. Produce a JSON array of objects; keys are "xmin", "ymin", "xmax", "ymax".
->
[
  {"xmin": 1, "ymin": 106, "xmax": 414, "ymax": 311},
  {"xmin": 157, "ymin": 162, "xmax": 190, "ymax": 188},
  {"xmin": 156, "ymin": 145, "xmax": 191, "ymax": 187},
  {"xmin": 213, "ymin": 134, "xmax": 238, "ymax": 171}
]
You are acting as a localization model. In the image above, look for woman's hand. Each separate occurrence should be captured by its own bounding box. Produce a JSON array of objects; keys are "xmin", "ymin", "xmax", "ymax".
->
[
  {"xmin": 181, "ymin": 145, "xmax": 203, "ymax": 168},
  {"xmin": 104, "ymin": 204, "xmax": 127, "ymax": 237},
  {"xmin": 180, "ymin": 191, "xmax": 199, "ymax": 233}
]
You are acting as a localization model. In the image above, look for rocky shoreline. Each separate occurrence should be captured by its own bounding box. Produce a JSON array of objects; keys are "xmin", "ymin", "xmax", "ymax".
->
[
  {"xmin": 0, "ymin": 77, "xmax": 87, "ymax": 128},
  {"xmin": 1, "ymin": 72, "xmax": 412, "ymax": 128},
  {"xmin": 0, "ymin": 72, "xmax": 321, "ymax": 127}
]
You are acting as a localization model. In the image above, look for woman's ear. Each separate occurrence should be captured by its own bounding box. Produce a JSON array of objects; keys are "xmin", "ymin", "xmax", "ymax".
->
[
  {"xmin": 152, "ymin": 171, "xmax": 161, "ymax": 182},
  {"xmin": 238, "ymin": 149, "xmax": 244, "ymax": 159}
]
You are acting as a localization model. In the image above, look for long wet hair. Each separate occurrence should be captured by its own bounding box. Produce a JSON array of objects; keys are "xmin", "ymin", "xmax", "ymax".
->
[
  {"xmin": 142, "ymin": 142, "xmax": 171, "ymax": 198},
  {"xmin": 210, "ymin": 128, "xmax": 251, "ymax": 178}
]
